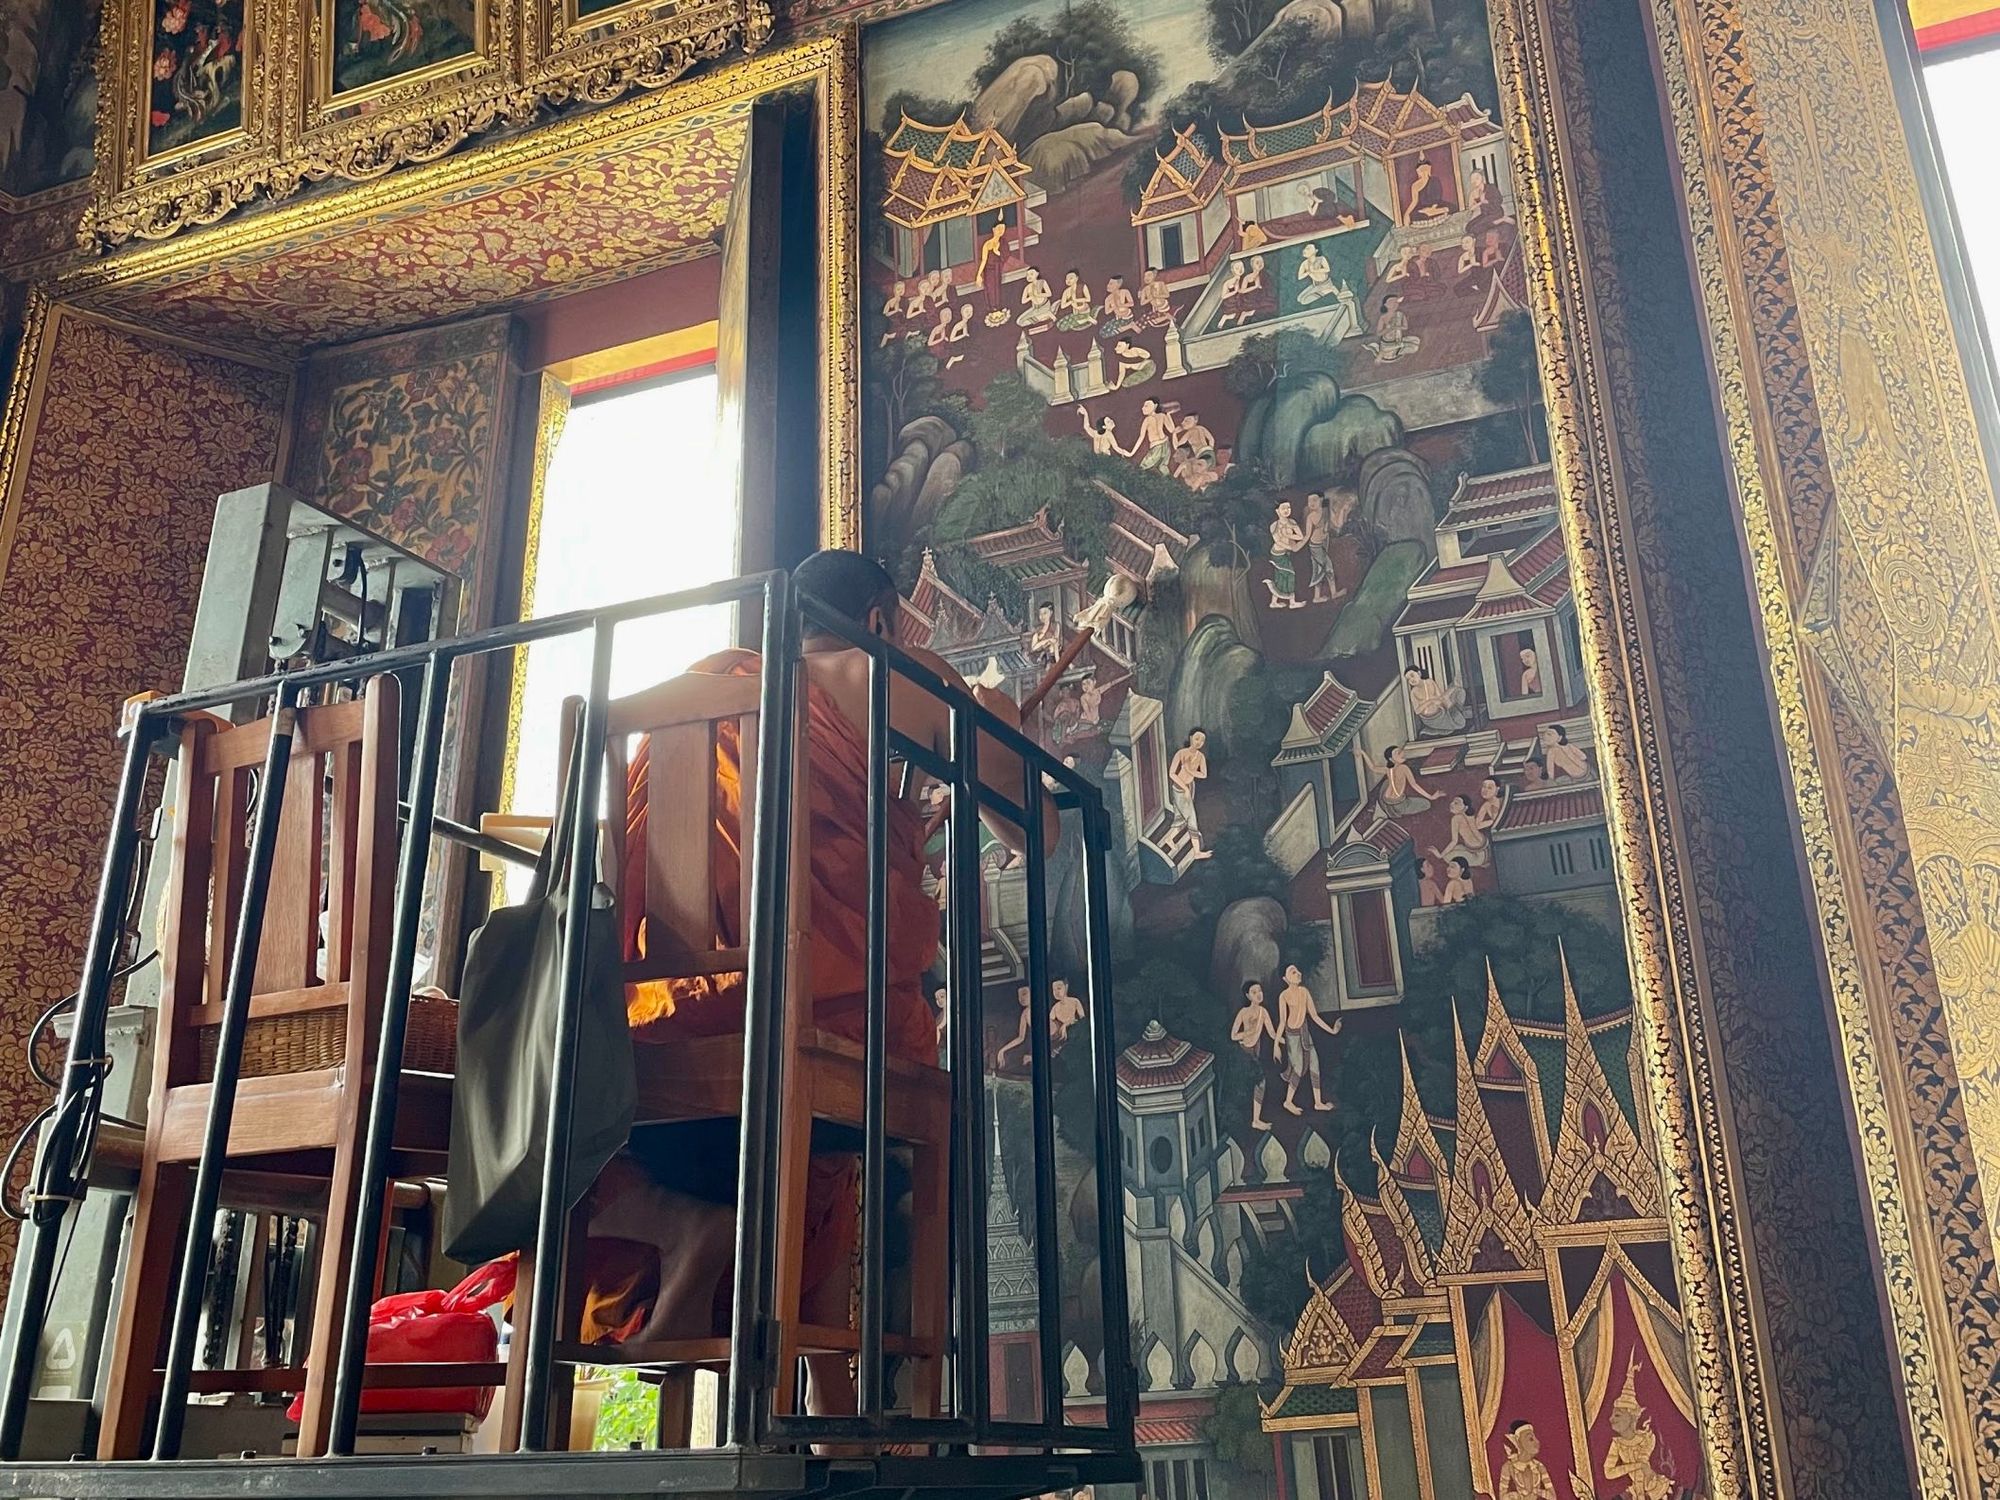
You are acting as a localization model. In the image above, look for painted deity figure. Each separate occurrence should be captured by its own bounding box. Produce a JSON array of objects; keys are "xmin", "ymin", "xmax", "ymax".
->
[
  {"xmin": 1603, "ymin": 1358, "xmax": 1674, "ymax": 1500},
  {"xmin": 1498, "ymin": 1421, "xmax": 1558, "ymax": 1500}
]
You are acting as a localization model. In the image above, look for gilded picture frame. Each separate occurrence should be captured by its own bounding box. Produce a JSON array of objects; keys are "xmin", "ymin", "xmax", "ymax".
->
[
  {"xmin": 521, "ymin": 0, "xmax": 773, "ymax": 108},
  {"xmin": 84, "ymin": 0, "xmax": 775, "ymax": 247},
  {"xmin": 300, "ymin": 0, "xmax": 522, "ymax": 184},
  {"xmin": 85, "ymin": 0, "xmax": 288, "ymax": 246}
]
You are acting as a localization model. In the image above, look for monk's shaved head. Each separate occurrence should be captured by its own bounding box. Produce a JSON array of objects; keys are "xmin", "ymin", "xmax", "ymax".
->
[{"xmin": 794, "ymin": 548, "xmax": 900, "ymax": 639}]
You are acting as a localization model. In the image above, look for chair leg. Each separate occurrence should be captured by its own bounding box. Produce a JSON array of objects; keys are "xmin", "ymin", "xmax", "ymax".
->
[
  {"xmin": 98, "ymin": 1161, "xmax": 193, "ymax": 1459},
  {"xmin": 908, "ymin": 1140, "xmax": 950, "ymax": 1420},
  {"xmin": 653, "ymin": 1367, "xmax": 697, "ymax": 1449},
  {"xmin": 294, "ymin": 1149, "xmax": 382, "ymax": 1458},
  {"xmin": 499, "ymin": 1200, "xmax": 589, "ymax": 1452}
]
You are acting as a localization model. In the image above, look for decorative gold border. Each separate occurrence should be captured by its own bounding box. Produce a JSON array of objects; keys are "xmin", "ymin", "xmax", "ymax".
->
[
  {"xmin": 522, "ymin": 0, "xmax": 766, "ymax": 108},
  {"xmin": 1641, "ymin": 0, "xmax": 1993, "ymax": 1491},
  {"xmin": 310, "ymin": 0, "xmax": 495, "ymax": 112},
  {"xmin": 0, "ymin": 290, "xmax": 59, "ymax": 587},
  {"xmin": 84, "ymin": 0, "xmax": 774, "ymax": 246},
  {"xmin": 498, "ymin": 369, "xmax": 571, "ymax": 820},
  {"xmin": 86, "ymin": 0, "xmax": 291, "ymax": 247}
]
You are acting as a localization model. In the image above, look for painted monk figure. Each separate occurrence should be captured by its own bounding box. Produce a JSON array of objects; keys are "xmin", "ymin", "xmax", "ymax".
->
[{"xmin": 576, "ymin": 549, "xmax": 1052, "ymax": 1415}]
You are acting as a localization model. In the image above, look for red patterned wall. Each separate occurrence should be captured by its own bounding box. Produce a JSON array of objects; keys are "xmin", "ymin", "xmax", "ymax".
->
[{"xmin": 0, "ymin": 310, "xmax": 291, "ymax": 1269}]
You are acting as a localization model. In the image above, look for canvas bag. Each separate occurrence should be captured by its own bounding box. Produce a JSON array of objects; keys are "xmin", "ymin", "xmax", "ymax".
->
[{"xmin": 443, "ymin": 740, "xmax": 634, "ymax": 1262}]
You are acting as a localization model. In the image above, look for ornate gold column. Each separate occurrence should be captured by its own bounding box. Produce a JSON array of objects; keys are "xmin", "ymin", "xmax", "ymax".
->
[{"xmin": 1648, "ymin": 0, "xmax": 2000, "ymax": 1493}]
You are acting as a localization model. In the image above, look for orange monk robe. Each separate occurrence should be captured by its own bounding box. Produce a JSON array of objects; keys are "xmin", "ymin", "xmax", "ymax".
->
[{"xmin": 579, "ymin": 648, "xmax": 941, "ymax": 1344}]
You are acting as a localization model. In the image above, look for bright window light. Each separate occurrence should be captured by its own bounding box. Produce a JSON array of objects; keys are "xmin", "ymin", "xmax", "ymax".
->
[
  {"xmin": 1924, "ymin": 49, "xmax": 2000, "ymax": 337},
  {"xmin": 508, "ymin": 369, "xmax": 737, "ymax": 852}
]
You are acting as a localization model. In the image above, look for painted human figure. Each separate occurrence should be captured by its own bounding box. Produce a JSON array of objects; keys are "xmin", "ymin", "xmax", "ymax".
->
[
  {"xmin": 1603, "ymin": 1358, "xmax": 1673, "ymax": 1500},
  {"xmin": 1518, "ymin": 646, "xmax": 1542, "ymax": 697},
  {"xmin": 1018, "ymin": 267, "xmax": 1056, "ymax": 329},
  {"xmin": 1440, "ymin": 855, "xmax": 1475, "ymax": 904},
  {"xmin": 1078, "ymin": 673, "xmax": 1105, "ymax": 725},
  {"xmin": 1167, "ymin": 729, "xmax": 1214, "ymax": 859},
  {"xmin": 1231, "ymin": 981, "xmax": 1281, "ymax": 1132},
  {"xmin": 1364, "ymin": 295, "xmax": 1422, "ymax": 362},
  {"xmin": 948, "ymin": 303, "xmax": 974, "ymax": 341},
  {"xmin": 1384, "ymin": 242, "xmax": 1423, "ymax": 283},
  {"xmin": 977, "ymin": 220, "xmax": 1008, "ymax": 312},
  {"xmin": 1029, "ymin": 601, "xmax": 1062, "ymax": 663},
  {"xmin": 1267, "ymin": 500, "xmax": 1307, "ymax": 608},
  {"xmin": 1214, "ymin": 263, "xmax": 1244, "ymax": 324},
  {"xmin": 1296, "ymin": 242, "xmax": 1335, "ymax": 305},
  {"xmin": 1127, "ymin": 399, "xmax": 1179, "ymax": 471},
  {"xmin": 926, "ymin": 305, "xmax": 953, "ymax": 349},
  {"xmin": 1498, "ymin": 1422, "xmax": 1557, "ymax": 1500},
  {"xmin": 1405, "ymin": 665, "xmax": 1469, "ymax": 735},
  {"xmin": 1431, "ymin": 795, "xmax": 1491, "ymax": 868},
  {"xmin": 1138, "ymin": 268, "xmax": 1175, "ymax": 327},
  {"xmin": 1304, "ymin": 492, "xmax": 1339, "ymax": 603},
  {"xmin": 1098, "ymin": 274, "xmax": 1138, "ymax": 336},
  {"xmin": 1468, "ymin": 166, "xmax": 1492, "ymax": 218},
  {"xmin": 1456, "ymin": 234, "xmax": 1480, "ymax": 275},
  {"xmin": 1056, "ymin": 270, "xmax": 1095, "ymax": 330},
  {"xmin": 1077, "ymin": 405, "xmax": 1121, "ymax": 456},
  {"xmin": 932, "ymin": 984, "xmax": 949, "ymax": 1063},
  {"xmin": 1482, "ymin": 228, "xmax": 1506, "ymax": 266},
  {"xmin": 1110, "ymin": 338, "xmax": 1156, "ymax": 389},
  {"xmin": 1474, "ymin": 776, "xmax": 1506, "ymax": 836},
  {"xmin": 1173, "ymin": 412, "xmax": 1215, "ymax": 474},
  {"xmin": 1531, "ymin": 723, "xmax": 1591, "ymax": 781},
  {"xmin": 1235, "ymin": 253, "xmax": 1271, "ymax": 321},
  {"xmin": 1048, "ymin": 977, "xmax": 1085, "ymax": 1043},
  {"xmin": 995, "ymin": 984, "xmax": 1034, "ymax": 1068},
  {"xmin": 1404, "ymin": 158, "xmax": 1449, "ymax": 220},
  {"xmin": 1239, "ymin": 218, "xmax": 1270, "ymax": 250},
  {"xmin": 883, "ymin": 280, "xmax": 905, "ymax": 319},
  {"xmin": 1359, "ymin": 743, "xmax": 1436, "ymax": 815},
  {"xmin": 1419, "ymin": 856, "xmax": 1447, "ymax": 907},
  {"xmin": 1275, "ymin": 965, "xmax": 1339, "ymax": 1115}
]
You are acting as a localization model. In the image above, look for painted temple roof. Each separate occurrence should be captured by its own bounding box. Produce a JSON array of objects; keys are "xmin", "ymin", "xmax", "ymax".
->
[
  {"xmin": 1268, "ymin": 950, "xmax": 1667, "ymax": 1430},
  {"xmin": 1441, "ymin": 464, "xmax": 1559, "ymax": 529},
  {"xmin": 1273, "ymin": 669, "xmax": 1375, "ymax": 766},
  {"xmin": 1132, "ymin": 123, "xmax": 1226, "ymax": 226},
  {"xmin": 1117, "ymin": 1020, "xmax": 1215, "ymax": 1092},
  {"xmin": 881, "ymin": 114, "xmax": 1036, "ymax": 231}
]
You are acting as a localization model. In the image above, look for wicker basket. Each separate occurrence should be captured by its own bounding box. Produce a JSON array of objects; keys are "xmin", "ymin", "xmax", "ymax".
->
[{"xmin": 196, "ymin": 990, "xmax": 458, "ymax": 1081}]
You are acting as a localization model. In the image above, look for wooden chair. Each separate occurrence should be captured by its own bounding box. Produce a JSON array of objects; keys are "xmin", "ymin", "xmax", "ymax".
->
[
  {"xmin": 502, "ymin": 668, "xmax": 952, "ymax": 1448},
  {"xmin": 100, "ymin": 679, "xmax": 482, "ymax": 1459}
]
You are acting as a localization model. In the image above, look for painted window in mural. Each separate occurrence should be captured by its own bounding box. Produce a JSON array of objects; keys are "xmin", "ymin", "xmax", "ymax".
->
[
  {"xmin": 147, "ymin": 0, "xmax": 245, "ymax": 157},
  {"xmin": 858, "ymin": 2, "xmax": 1703, "ymax": 1495},
  {"xmin": 330, "ymin": 0, "xmax": 479, "ymax": 97}
]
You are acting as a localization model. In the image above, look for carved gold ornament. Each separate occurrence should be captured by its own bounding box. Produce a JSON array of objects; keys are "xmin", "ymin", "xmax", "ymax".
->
[{"xmin": 85, "ymin": 0, "xmax": 769, "ymax": 248}]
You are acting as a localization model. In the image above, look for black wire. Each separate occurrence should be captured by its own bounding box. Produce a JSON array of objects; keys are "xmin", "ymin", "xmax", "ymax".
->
[{"xmin": 25, "ymin": 950, "xmax": 156, "ymax": 1091}]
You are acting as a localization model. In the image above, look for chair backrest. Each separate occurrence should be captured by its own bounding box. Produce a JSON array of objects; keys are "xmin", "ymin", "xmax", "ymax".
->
[
  {"xmin": 560, "ymin": 666, "xmax": 809, "ymax": 990},
  {"xmin": 155, "ymin": 678, "xmax": 401, "ymax": 1090}
]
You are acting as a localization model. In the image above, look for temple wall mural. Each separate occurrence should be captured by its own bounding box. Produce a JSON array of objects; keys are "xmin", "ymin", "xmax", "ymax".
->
[{"xmin": 858, "ymin": 2, "xmax": 1699, "ymax": 1494}]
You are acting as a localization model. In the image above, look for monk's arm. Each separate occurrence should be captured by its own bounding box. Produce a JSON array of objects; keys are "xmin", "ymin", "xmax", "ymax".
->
[{"xmin": 897, "ymin": 645, "xmax": 1061, "ymax": 857}]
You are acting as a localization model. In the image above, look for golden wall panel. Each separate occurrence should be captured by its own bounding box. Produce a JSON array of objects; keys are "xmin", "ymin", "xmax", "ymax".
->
[{"xmin": 1648, "ymin": 0, "xmax": 2000, "ymax": 1490}]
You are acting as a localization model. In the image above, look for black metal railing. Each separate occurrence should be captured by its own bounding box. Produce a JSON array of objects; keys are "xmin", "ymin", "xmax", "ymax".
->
[{"xmin": 0, "ymin": 568, "xmax": 1135, "ymax": 1492}]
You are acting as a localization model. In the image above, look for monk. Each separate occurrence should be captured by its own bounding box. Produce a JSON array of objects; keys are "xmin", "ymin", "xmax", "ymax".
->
[{"xmin": 573, "ymin": 549, "xmax": 1053, "ymax": 1415}]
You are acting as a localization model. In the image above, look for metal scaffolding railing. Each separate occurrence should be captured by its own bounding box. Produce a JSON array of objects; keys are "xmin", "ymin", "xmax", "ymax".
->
[{"xmin": 0, "ymin": 568, "xmax": 1136, "ymax": 1498}]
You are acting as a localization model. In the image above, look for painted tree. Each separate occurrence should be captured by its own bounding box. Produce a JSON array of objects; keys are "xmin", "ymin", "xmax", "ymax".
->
[{"xmin": 1476, "ymin": 309, "xmax": 1545, "ymax": 465}]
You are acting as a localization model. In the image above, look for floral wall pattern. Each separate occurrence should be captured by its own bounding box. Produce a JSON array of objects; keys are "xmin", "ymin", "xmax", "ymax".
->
[{"xmin": 0, "ymin": 308, "xmax": 289, "ymax": 1271}]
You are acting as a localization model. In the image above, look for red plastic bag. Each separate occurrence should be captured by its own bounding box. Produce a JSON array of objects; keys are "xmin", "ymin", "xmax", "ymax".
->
[{"xmin": 287, "ymin": 1260, "xmax": 514, "ymax": 1423}]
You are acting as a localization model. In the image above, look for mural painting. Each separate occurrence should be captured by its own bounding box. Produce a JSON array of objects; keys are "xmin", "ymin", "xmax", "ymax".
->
[
  {"xmin": 147, "ymin": 0, "xmax": 245, "ymax": 157},
  {"xmin": 859, "ymin": 1, "xmax": 1703, "ymax": 1495},
  {"xmin": 0, "ymin": 0, "xmax": 101, "ymax": 195},
  {"xmin": 330, "ymin": 0, "xmax": 478, "ymax": 96}
]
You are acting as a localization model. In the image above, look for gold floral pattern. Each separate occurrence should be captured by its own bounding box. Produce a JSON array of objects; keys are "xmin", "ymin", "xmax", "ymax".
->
[
  {"xmin": 0, "ymin": 304, "xmax": 289, "ymax": 1271},
  {"xmin": 84, "ymin": 116, "xmax": 744, "ymax": 352}
]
